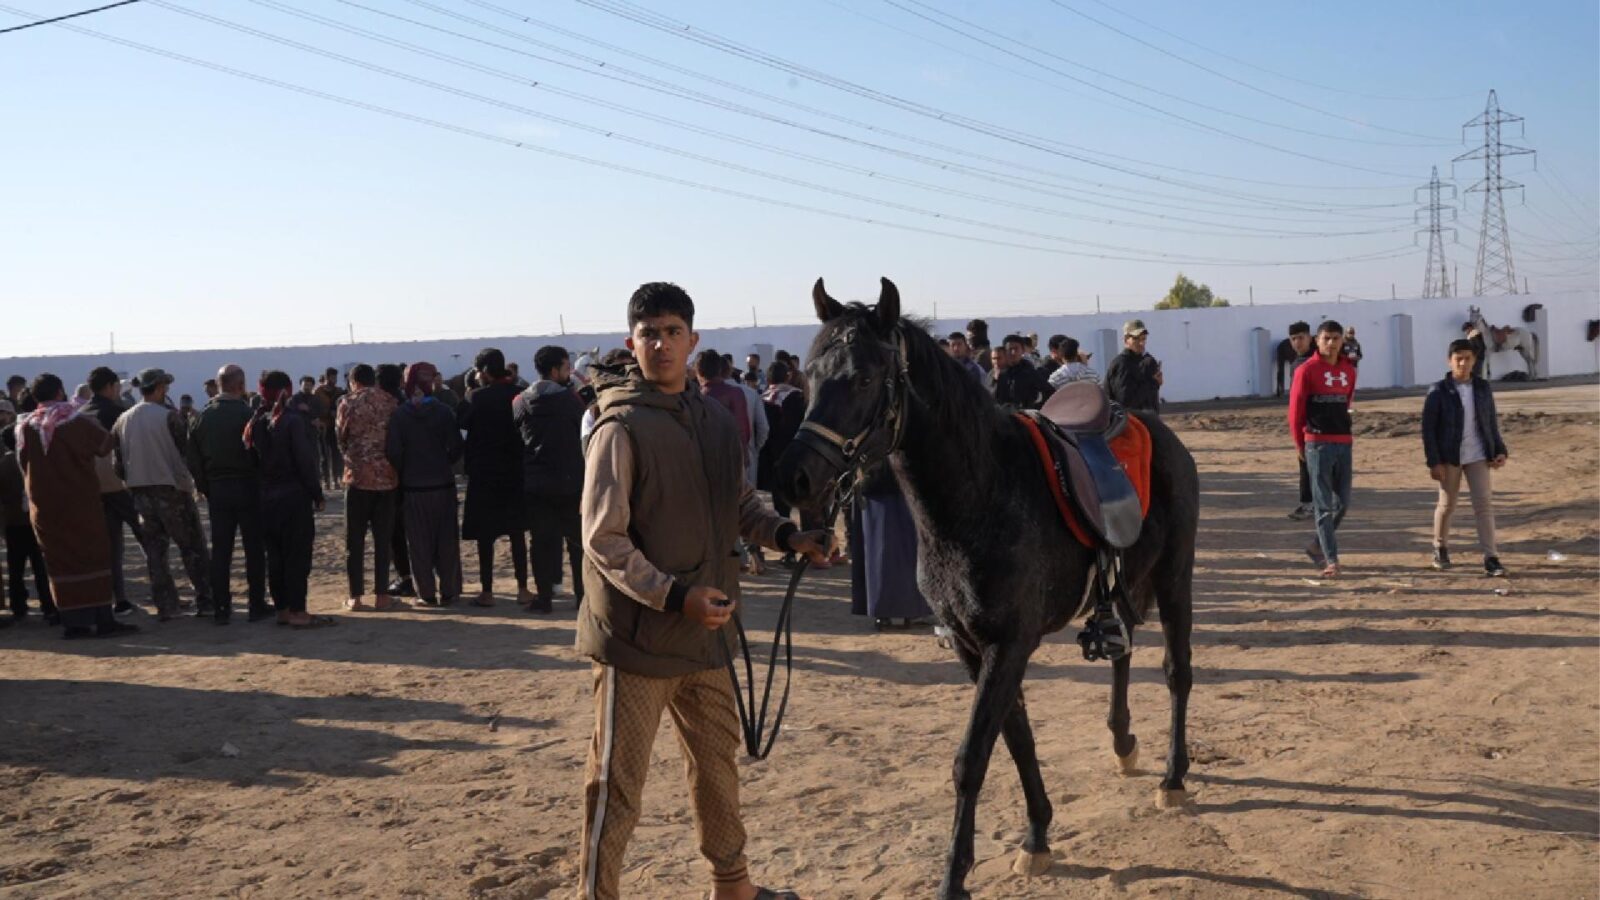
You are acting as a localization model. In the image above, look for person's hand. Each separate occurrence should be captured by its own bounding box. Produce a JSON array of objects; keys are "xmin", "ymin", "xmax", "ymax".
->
[
  {"xmin": 1429, "ymin": 464, "xmax": 1446, "ymax": 482},
  {"xmin": 1297, "ymin": 448, "xmax": 1305, "ymax": 462},
  {"xmin": 787, "ymin": 529, "xmax": 832, "ymax": 565},
  {"xmin": 314, "ymin": 497, "xmax": 327, "ymax": 513},
  {"xmin": 1490, "ymin": 454, "xmax": 1507, "ymax": 469},
  {"xmin": 683, "ymin": 585, "xmax": 732, "ymax": 630}
]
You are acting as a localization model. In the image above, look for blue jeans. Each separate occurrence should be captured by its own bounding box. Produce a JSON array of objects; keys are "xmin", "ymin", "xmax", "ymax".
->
[{"xmin": 1306, "ymin": 442, "xmax": 1353, "ymax": 564}]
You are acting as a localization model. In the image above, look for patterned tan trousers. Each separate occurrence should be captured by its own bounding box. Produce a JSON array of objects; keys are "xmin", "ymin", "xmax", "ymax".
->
[{"xmin": 576, "ymin": 664, "xmax": 748, "ymax": 900}]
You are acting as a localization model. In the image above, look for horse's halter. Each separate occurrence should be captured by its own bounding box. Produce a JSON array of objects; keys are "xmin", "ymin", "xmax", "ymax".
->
[{"xmin": 792, "ymin": 325, "xmax": 911, "ymax": 502}]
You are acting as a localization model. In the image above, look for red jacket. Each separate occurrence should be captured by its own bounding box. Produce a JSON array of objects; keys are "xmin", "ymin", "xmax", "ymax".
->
[{"xmin": 1288, "ymin": 355, "xmax": 1356, "ymax": 452}]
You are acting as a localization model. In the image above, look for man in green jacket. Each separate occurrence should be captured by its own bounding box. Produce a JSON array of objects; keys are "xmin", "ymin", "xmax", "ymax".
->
[
  {"xmin": 187, "ymin": 364, "xmax": 267, "ymax": 623},
  {"xmin": 575, "ymin": 283, "xmax": 827, "ymax": 900}
]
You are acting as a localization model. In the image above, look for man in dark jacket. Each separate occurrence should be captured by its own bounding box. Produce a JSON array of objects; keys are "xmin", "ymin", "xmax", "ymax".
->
[
  {"xmin": 1422, "ymin": 339, "xmax": 1509, "ymax": 576},
  {"xmin": 1105, "ymin": 319, "xmax": 1163, "ymax": 413},
  {"xmin": 576, "ymin": 283, "xmax": 828, "ymax": 900},
  {"xmin": 187, "ymin": 364, "xmax": 267, "ymax": 623},
  {"xmin": 513, "ymin": 345, "xmax": 586, "ymax": 613},
  {"xmin": 457, "ymin": 348, "xmax": 529, "ymax": 607},
  {"xmin": 85, "ymin": 366, "xmax": 145, "ymax": 613},
  {"xmin": 386, "ymin": 362, "xmax": 465, "ymax": 606},
  {"xmin": 992, "ymin": 333, "xmax": 1053, "ymax": 411}
]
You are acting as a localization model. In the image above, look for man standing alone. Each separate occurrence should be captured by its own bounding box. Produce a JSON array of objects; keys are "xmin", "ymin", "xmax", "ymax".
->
[
  {"xmin": 188, "ymin": 364, "xmax": 268, "ymax": 624},
  {"xmin": 1105, "ymin": 320, "xmax": 1163, "ymax": 414},
  {"xmin": 1289, "ymin": 321, "xmax": 1357, "ymax": 579},
  {"xmin": 113, "ymin": 368, "xmax": 213, "ymax": 620}
]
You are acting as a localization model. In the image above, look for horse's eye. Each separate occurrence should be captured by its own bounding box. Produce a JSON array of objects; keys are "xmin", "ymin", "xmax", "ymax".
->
[{"xmin": 856, "ymin": 373, "xmax": 873, "ymax": 388}]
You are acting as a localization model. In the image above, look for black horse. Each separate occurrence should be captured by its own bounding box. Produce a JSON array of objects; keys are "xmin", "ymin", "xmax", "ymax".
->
[{"xmin": 777, "ymin": 278, "xmax": 1200, "ymax": 900}]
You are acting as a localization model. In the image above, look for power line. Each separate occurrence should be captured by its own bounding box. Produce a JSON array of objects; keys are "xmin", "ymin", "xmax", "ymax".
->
[
  {"xmin": 896, "ymin": 0, "xmax": 1452, "ymax": 147},
  {"xmin": 563, "ymin": 0, "xmax": 1421, "ymax": 189},
  {"xmin": 1041, "ymin": 0, "xmax": 1456, "ymax": 142},
  {"xmin": 5, "ymin": 4, "xmax": 1420, "ymax": 269},
  {"xmin": 0, "ymin": 0, "xmax": 137, "ymax": 34},
  {"xmin": 1454, "ymin": 90, "xmax": 1534, "ymax": 295},
  {"xmin": 239, "ymin": 0, "xmax": 1411, "ymax": 241},
  {"xmin": 1076, "ymin": 0, "xmax": 1479, "ymax": 104}
]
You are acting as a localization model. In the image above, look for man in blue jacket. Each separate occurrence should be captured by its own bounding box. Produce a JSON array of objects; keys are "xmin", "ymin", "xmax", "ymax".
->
[{"xmin": 1422, "ymin": 339, "xmax": 1508, "ymax": 576}]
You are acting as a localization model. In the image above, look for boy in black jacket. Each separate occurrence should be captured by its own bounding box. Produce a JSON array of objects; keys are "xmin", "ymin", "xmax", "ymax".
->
[{"xmin": 1422, "ymin": 340, "xmax": 1508, "ymax": 576}]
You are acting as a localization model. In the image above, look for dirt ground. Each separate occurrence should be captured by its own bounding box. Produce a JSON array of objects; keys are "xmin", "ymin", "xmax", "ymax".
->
[{"xmin": 1, "ymin": 383, "xmax": 1596, "ymax": 899}]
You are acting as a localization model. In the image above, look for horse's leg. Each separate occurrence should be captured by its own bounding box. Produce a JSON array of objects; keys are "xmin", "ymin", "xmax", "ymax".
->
[
  {"xmin": 952, "ymin": 642, "xmax": 1054, "ymax": 875},
  {"xmin": 1109, "ymin": 652, "xmax": 1138, "ymax": 775},
  {"xmin": 1154, "ymin": 558, "xmax": 1195, "ymax": 809},
  {"xmin": 940, "ymin": 640, "xmax": 1031, "ymax": 900}
]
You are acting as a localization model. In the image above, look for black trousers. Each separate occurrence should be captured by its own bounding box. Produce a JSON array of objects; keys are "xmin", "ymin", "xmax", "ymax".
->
[
  {"xmin": 477, "ymin": 533, "xmax": 527, "ymax": 594},
  {"xmin": 207, "ymin": 477, "xmax": 267, "ymax": 617},
  {"xmin": 344, "ymin": 487, "xmax": 396, "ymax": 597},
  {"xmin": 263, "ymin": 490, "xmax": 314, "ymax": 613},
  {"xmin": 102, "ymin": 490, "xmax": 143, "ymax": 607},
  {"xmin": 391, "ymin": 489, "xmax": 412, "ymax": 583},
  {"xmin": 526, "ymin": 493, "xmax": 582, "ymax": 602},
  {"xmin": 5, "ymin": 524, "xmax": 55, "ymax": 616}
]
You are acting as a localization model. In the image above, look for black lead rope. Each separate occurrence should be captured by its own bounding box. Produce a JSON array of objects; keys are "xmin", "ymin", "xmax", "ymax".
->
[{"xmin": 723, "ymin": 492, "xmax": 846, "ymax": 760}]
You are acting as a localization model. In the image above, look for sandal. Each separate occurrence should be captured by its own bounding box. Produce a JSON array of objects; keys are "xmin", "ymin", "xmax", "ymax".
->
[
  {"xmin": 290, "ymin": 615, "xmax": 337, "ymax": 629},
  {"xmin": 1320, "ymin": 563, "xmax": 1341, "ymax": 579},
  {"xmin": 373, "ymin": 595, "xmax": 394, "ymax": 611},
  {"xmin": 344, "ymin": 598, "xmax": 368, "ymax": 612},
  {"xmin": 472, "ymin": 593, "xmax": 496, "ymax": 608}
]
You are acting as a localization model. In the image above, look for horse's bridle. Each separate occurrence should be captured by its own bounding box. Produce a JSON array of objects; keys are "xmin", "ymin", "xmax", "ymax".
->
[{"xmin": 791, "ymin": 327, "xmax": 912, "ymax": 502}]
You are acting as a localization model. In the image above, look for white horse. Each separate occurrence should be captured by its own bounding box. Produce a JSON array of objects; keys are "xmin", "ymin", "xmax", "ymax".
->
[{"xmin": 1467, "ymin": 306, "xmax": 1540, "ymax": 379}]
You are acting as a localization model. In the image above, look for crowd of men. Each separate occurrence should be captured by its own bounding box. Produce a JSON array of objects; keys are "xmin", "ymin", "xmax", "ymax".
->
[
  {"xmin": 0, "ymin": 336, "xmax": 835, "ymax": 639},
  {"xmin": 939, "ymin": 316, "xmax": 1164, "ymax": 413}
]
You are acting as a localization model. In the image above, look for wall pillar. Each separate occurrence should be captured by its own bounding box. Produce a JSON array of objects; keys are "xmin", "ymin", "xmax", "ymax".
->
[{"xmin": 1390, "ymin": 314, "xmax": 1415, "ymax": 388}]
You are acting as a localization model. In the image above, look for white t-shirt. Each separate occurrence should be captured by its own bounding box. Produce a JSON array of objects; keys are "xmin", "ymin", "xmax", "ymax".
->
[{"xmin": 1456, "ymin": 380, "xmax": 1486, "ymax": 465}]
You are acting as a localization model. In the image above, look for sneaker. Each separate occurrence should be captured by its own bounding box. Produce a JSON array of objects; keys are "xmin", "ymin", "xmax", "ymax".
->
[
  {"xmin": 1484, "ymin": 556, "xmax": 1507, "ymax": 577},
  {"xmin": 386, "ymin": 578, "xmax": 416, "ymax": 597},
  {"xmin": 1432, "ymin": 546, "xmax": 1452, "ymax": 570},
  {"xmin": 113, "ymin": 599, "xmax": 135, "ymax": 614},
  {"xmin": 1287, "ymin": 504, "xmax": 1313, "ymax": 521}
]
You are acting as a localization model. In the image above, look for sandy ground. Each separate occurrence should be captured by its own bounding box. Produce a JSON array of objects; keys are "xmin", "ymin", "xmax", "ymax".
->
[{"xmin": 1, "ymin": 383, "xmax": 1596, "ymax": 899}]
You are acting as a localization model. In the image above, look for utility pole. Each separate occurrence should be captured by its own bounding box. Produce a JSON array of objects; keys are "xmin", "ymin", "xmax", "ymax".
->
[
  {"xmin": 1455, "ymin": 90, "xmax": 1535, "ymax": 296},
  {"xmin": 348, "ymin": 323, "xmax": 355, "ymax": 344},
  {"xmin": 1095, "ymin": 295, "xmax": 1101, "ymax": 314},
  {"xmin": 109, "ymin": 332, "xmax": 115, "ymax": 354},
  {"xmin": 1248, "ymin": 285, "xmax": 1254, "ymax": 306},
  {"xmin": 559, "ymin": 315, "xmax": 566, "ymax": 336},
  {"xmin": 1415, "ymin": 166, "xmax": 1457, "ymax": 298},
  {"xmin": 752, "ymin": 306, "xmax": 758, "ymax": 327}
]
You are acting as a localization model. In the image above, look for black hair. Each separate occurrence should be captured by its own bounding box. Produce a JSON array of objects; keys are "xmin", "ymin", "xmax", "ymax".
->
[
  {"xmin": 695, "ymin": 349, "xmax": 726, "ymax": 380},
  {"xmin": 6, "ymin": 375, "xmax": 25, "ymax": 388},
  {"xmin": 324, "ymin": 366, "xmax": 338, "ymax": 378},
  {"xmin": 965, "ymin": 318, "xmax": 988, "ymax": 335},
  {"xmin": 376, "ymin": 363, "xmax": 403, "ymax": 396},
  {"xmin": 1289, "ymin": 321, "xmax": 1311, "ymax": 336},
  {"xmin": 937, "ymin": 337, "xmax": 950, "ymax": 347},
  {"xmin": 31, "ymin": 373, "xmax": 65, "ymax": 404},
  {"xmin": 1448, "ymin": 338, "xmax": 1477, "ymax": 358},
  {"xmin": 1318, "ymin": 320, "xmax": 1344, "ymax": 336},
  {"xmin": 947, "ymin": 332, "xmax": 965, "ymax": 342},
  {"xmin": 627, "ymin": 282, "xmax": 695, "ymax": 330},
  {"xmin": 767, "ymin": 361, "xmax": 791, "ymax": 386},
  {"xmin": 474, "ymin": 348, "xmax": 507, "ymax": 378},
  {"xmin": 89, "ymin": 366, "xmax": 119, "ymax": 393},
  {"xmin": 740, "ymin": 369, "xmax": 761, "ymax": 385},
  {"xmin": 1001, "ymin": 333, "xmax": 1026, "ymax": 348},
  {"xmin": 180, "ymin": 394, "xmax": 193, "ymax": 404},
  {"xmin": 299, "ymin": 375, "xmax": 315, "ymax": 385},
  {"xmin": 350, "ymin": 364, "xmax": 376, "ymax": 387},
  {"xmin": 1047, "ymin": 334, "xmax": 1068, "ymax": 351},
  {"xmin": 534, "ymin": 345, "xmax": 569, "ymax": 379},
  {"xmin": 1061, "ymin": 337, "xmax": 1080, "ymax": 359},
  {"xmin": 260, "ymin": 370, "xmax": 292, "ymax": 393}
]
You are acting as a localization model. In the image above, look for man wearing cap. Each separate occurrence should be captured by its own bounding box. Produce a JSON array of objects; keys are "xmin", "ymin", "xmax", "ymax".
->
[
  {"xmin": 188, "ymin": 364, "xmax": 268, "ymax": 624},
  {"xmin": 1105, "ymin": 320, "xmax": 1164, "ymax": 414},
  {"xmin": 112, "ymin": 368, "xmax": 214, "ymax": 620}
]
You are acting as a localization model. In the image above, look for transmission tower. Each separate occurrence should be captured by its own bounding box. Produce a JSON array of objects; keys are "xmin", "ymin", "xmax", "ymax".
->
[
  {"xmin": 1454, "ymin": 90, "xmax": 1534, "ymax": 296},
  {"xmin": 1415, "ymin": 166, "xmax": 1457, "ymax": 298}
]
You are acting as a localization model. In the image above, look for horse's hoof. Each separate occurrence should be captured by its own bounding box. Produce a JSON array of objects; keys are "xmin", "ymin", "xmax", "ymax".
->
[
  {"xmin": 1115, "ymin": 745, "xmax": 1139, "ymax": 776},
  {"xmin": 1155, "ymin": 788, "xmax": 1189, "ymax": 809},
  {"xmin": 1012, "ymin": 848, "xmax": 1053, "ymax": 877}
]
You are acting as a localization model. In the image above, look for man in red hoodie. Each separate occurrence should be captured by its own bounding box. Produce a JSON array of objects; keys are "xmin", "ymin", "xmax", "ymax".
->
[{"xmin": 1288, "ymin": 320, "xmax": 1356, "ymax": 578}]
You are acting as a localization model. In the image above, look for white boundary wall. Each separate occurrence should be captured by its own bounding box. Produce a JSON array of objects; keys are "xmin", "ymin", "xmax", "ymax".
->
[{"xmin": 3, "ymin": 290, "xmax": 1594, "ymax": 404}]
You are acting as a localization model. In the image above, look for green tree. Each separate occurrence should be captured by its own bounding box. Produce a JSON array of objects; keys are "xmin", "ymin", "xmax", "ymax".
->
[{"xmin": 1156, "ymin": 273, "xmax": 1231, "ymax": 309}]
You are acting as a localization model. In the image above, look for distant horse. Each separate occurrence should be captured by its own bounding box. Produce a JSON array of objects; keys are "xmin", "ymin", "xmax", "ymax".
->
[
  {"xmin": 1467, "ymin": 305, "xmax": 1540, "ymax": 379},
  {"xmin": 777, "ymin": 278, "xmax": 1201, "ymax": 900}
]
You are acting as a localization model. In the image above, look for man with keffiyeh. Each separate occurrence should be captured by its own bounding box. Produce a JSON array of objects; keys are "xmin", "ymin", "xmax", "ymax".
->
[{"xmin": 16, "ymin": 373, "xmax": 139, "ymax": 639}]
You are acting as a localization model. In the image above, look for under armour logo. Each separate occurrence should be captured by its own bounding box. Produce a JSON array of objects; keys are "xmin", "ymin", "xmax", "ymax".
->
[{"xmin": 1324, "ymin": 371, "xmax": 1349, "ymax": 388}]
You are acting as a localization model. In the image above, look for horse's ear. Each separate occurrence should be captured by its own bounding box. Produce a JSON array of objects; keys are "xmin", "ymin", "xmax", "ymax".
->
[
  {"xmin": 876, "ymin": 277, "xmax": 900, "ymax": 331},
  {"xmin": 813, "ymin": 278, "xmax": 844, "ymax": 323}
]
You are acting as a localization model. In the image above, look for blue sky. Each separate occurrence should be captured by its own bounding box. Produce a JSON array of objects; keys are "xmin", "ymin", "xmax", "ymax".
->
[{"xmin": 1, "ymin": 0, "xmax": 1595, "ymax": 355}]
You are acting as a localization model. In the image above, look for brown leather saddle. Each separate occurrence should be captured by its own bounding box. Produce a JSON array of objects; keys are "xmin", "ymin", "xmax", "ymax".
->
[{"xmin": 1027, "ymin": 383, "xmax": 1144, "ymax": 550}]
